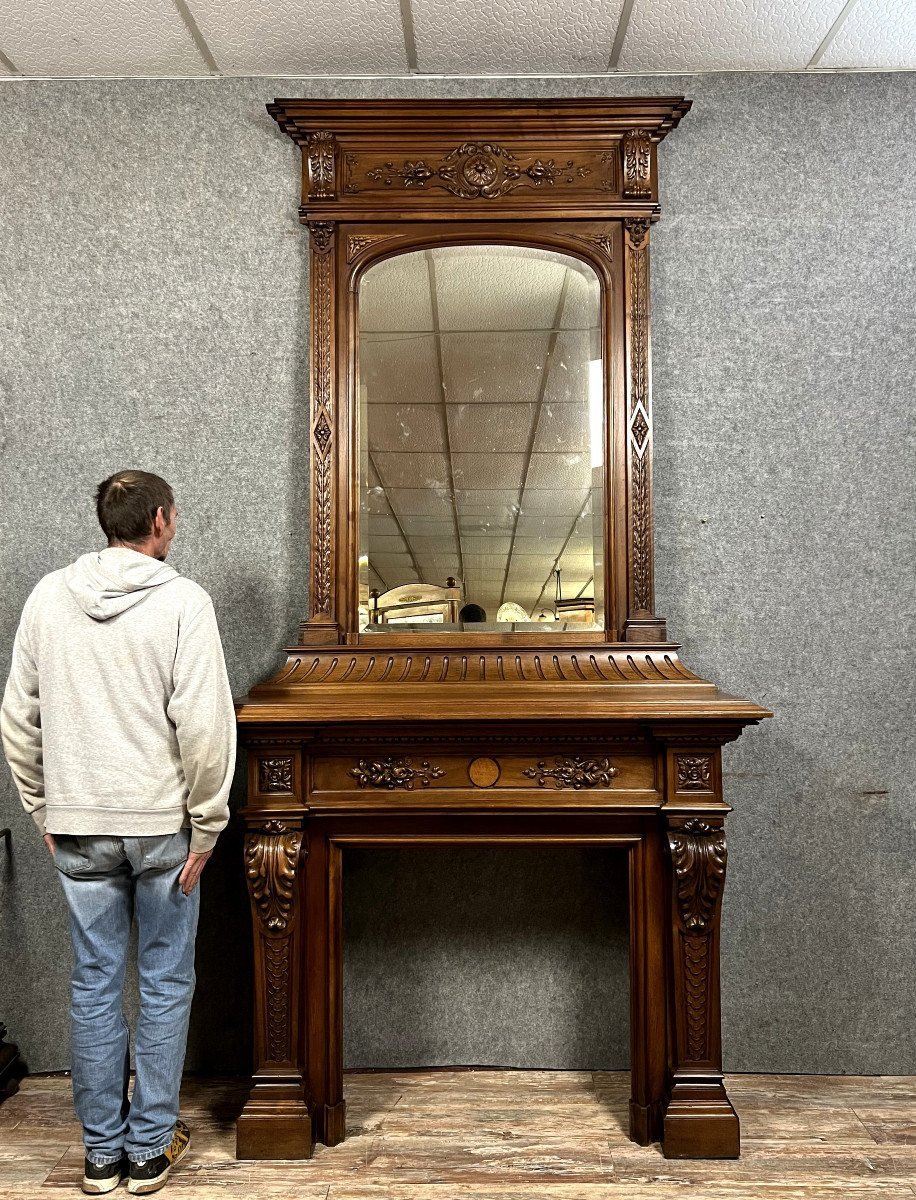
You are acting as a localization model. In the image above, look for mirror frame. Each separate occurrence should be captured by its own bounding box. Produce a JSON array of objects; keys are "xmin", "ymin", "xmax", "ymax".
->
[{"xmin": 268, "ymin": 97, "xmax": 691, "ymax": 646}]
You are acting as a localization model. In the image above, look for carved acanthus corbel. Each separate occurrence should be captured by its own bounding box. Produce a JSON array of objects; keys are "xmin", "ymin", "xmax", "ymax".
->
[{"xmin": 244, "ymin": 819, "xmax": 305, "ymax": 935}]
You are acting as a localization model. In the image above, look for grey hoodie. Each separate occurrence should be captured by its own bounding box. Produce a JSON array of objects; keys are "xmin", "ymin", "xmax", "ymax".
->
[{"xmin": 1, "ymin": 547, "xmax": 235, "ymax": 853}]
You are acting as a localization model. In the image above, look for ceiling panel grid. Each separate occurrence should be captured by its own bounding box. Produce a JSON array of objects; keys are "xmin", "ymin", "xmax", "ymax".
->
[
  {"xmin": 0, "ymin": 0, "xmax": 204, "ymax": 76},
  {"xmin": 188, "ymin": 0, "xmax": 408, "ymax": 74},
  {"xmin": 819, "ymin": 0, "xmax": 916, "ymax": 67},
  {"xmin": 617, "ymin": 0, "xmax": 850, "ymax": 71}
]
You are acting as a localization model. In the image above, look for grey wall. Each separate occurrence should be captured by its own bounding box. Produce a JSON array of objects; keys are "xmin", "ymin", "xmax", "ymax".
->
[{"xmin": 0, "ymin": 72, "xmax": 913, "ymax": 1077}]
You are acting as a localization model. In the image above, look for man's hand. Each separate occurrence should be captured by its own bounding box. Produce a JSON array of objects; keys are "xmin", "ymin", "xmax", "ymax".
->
[
  {"xmin": 178, "ymin": 849, "xmax": 212, "ymax": 896},
  {"xmin": 43, "ymin": 833, "xmax": 56, "ymax": 857}
]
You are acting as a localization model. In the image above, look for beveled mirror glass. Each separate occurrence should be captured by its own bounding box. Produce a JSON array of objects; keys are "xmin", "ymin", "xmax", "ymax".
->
[{"xmin": 358, "ymin": 245, "xmax": 605, "ymax": 632}]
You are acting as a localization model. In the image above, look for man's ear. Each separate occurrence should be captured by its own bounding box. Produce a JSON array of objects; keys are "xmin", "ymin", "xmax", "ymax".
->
[{"xmin": 152, "ymin": 506, "xmax": 166, "ymax": 535}]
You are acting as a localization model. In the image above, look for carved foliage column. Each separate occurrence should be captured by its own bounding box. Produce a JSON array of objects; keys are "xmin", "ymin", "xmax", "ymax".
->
[
  {"xmin": 666, "ymin": 817, "xmax": 727, "ymax": 1066},
  {"xmin": 306, "ymin": 219, "xmax": 338, "ymax": 637},
  {"xmin": 244, "ymin": 818, "xmax": 306, "ymax": 1072},
  {"xmin": 623, "ymin": 216, "xmax": 663, "ymax": 640}
]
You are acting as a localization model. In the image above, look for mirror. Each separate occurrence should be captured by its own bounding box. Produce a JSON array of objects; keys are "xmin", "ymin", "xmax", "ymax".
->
[{"xmin": 358, "ymin": 245, "xmax": 605, "ymax": 632}]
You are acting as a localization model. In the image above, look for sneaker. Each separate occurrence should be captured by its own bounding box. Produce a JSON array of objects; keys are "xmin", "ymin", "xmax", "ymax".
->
[
  {"xmin": 82, "ymin": 1155, "xmax": 127, "ymax": 1195},
  {"xmin": 127, "ymin": 1121, "xmax": 191, "ymax": 1195}
]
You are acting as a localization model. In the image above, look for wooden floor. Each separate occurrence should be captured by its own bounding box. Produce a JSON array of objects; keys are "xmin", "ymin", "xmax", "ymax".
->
[{"xmin": 1, "ymin": 1070, "xmax": 914, "ymax": 1198}]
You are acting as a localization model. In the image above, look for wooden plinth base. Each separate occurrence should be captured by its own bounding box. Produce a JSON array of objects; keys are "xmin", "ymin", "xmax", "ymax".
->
[
  {"xmin": 236, "ymin": 1090, "xmax": 313, "ymax": 1160},
  {"xmin": 662, "ymin": 1081, "xmax": 740, "ymax": 1159}
]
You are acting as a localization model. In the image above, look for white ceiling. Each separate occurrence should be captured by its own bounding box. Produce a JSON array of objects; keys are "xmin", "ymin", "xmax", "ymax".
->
[{"xmin": 0, "ymin": 0, "xmax": 912, "ymax": 77}]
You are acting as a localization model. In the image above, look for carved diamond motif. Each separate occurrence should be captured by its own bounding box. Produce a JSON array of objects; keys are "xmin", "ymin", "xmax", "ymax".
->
[
  {"xmin": 631, "ymin": 409, "xmax": 649, "ymax": 451},
  {"xmin": 314, "ymin": 412, "xmax": 332, "ymax": 455}
]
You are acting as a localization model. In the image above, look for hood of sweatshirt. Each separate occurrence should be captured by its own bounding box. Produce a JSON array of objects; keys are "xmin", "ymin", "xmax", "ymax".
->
[{"xmin": 64, "ymin": 547, "xmax": 180, "ymax": 621}]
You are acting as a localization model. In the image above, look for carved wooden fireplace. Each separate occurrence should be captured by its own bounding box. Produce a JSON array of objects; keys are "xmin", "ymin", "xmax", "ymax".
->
[{"xmin": 236, "ymin": 97, "xmax": 770, "ymax": 1162}]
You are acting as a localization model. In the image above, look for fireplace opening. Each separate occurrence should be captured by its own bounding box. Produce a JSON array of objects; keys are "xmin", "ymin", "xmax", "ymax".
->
[{"xmin": 342, "ymin": 845, "xmax": 630, "ymax": 1071}]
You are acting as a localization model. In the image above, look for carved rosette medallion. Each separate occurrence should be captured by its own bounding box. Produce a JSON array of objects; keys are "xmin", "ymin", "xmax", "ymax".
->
[
  {"xmin": 352, "ymin": 141, "xmax": 599, "ymax": 199},
  {"xmin": 667, "ymin": 819, "xmax": 727, "ymax": 1062},
  {"xmin": 622, "ymin": 129, "xmax": 652, "ymax": 197},
  {"xmin": 307, "ymin": 130, "xmax": 336, "ymax": 199},
  {"xmin": 308, "ymin": 221, "xmax": 335, "ymax": 617},
  {"xmin": 350, "ymin": 756, "xmax": 446, "ymax": 789},
  {"xmin": 624, "ymin": 216, "xmax": 652, "ymax": 614},
  {"xmin": 523, "ymin": 757, "xmax": 618, "ymax": 789},
  {"xmin": 258, "ymin": 757, "xmax": 293, "ymax": 794},
  {"xmin": 677, "ymin": 754, "xmax": 713, "ymax": 791},
  {"xmin": 244, "ymin": 820, "xmax": 305, "ymax": 1066}
]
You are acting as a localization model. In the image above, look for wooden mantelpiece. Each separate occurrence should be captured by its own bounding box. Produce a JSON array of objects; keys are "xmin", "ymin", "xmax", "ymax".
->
[{"xmin": 237, "ymin": 97, "xmax": 770, "ymax": 1163}]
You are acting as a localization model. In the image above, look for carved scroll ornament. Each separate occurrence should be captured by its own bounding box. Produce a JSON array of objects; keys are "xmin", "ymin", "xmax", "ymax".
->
[
  {"xmin": 244, "ymin": 820, "xmax": 304, "ymax": 934},
  {"xmin": 307, "ymin": 130, "xmax": 336, "ymax": 199},
  {"xmin": 523, "ymin": 757, "xmax": 618, "ymax": 789},
  {"xmin": 350, "ymin": 756, "xmax": 445, "ymax": 789},
  {"xmin": 622, "ymin": 129, "xmax": 652, "ymax": 197},
  {"xmin": 668, "ymin": 819, "xmax": 727, "ymax": 934}
]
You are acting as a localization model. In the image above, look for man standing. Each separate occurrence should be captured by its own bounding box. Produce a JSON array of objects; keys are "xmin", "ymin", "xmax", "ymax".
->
[{"xmin": 1, "ymin": 470, "xmax": 236, "ymax": 1196}]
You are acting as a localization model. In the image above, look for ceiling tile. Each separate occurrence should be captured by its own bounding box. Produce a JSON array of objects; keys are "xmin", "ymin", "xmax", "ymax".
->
[
  {"xmin": 360, "ymin": 337, "xmax": 441, "ymax": 405},
  {"xmin": 526, "ymin": 451, "xmax": 593, "ymax": 491},
  {"xmin": 412, "ymin": 0, "xmax": 626, "ymax": 73},
  {"xmin": 453, "ymin": 452, "xmax": 527, "ymax": 491},
  {"xmin": 189, "ymin": 0, "xmax": 408, "ymax": 74},
  {"xmin": 533, "ymin": 402, "xmax": 591, "ymax": 453},
  {"xmin": 447, "ymin": 403, "xmax": 537, "ymax": 453},
  {"xmin": 368, "ymin": 404, "xmax": 446, "ymax": 453},
  {"xmin": 361, "ymin": 253, "xmax": 433, "ymax": 331},
  {"xmin": 441, "ymin": 333, "xmax": 552, "ymax": 405},
  {"xmin": 433, "ymin": 247, "xmax": 569, "ymax": 331},
  {"xmin": 0, "ymin": 0, "xmax": 203, "ymax": 75},
  {"xmin": 374, "ymin": 450, "xmax": 450, "ymax": 490},
  {"xmin": 819, "ymin": 0, "xmax": 916, "ymax": 67},
  {"xmin": 618, "ymin": 0, "xmax": 848, "ymax": 71}
]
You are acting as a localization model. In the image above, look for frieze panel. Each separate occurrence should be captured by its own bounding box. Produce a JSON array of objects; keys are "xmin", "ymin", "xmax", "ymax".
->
[{"xmin": 344, "ymin": 142, "xmax": 617, "ymax": 199}]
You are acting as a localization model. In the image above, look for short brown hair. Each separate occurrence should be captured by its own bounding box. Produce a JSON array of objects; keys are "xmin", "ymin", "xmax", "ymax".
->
[{"xmin": 96, "ymin": 470, "xmax": 174, "ymax": 544}]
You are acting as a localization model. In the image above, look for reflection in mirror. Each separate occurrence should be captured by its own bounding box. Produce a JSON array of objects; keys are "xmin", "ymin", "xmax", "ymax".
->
[{"xmin": 358, "ymin": 245, "xmax": 605, "ymax": 632}]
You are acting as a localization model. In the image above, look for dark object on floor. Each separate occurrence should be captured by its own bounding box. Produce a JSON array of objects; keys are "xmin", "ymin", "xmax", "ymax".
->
[{"xmin": 0, "ymin": 1019, "xmax": 25, "ymax": 1100}]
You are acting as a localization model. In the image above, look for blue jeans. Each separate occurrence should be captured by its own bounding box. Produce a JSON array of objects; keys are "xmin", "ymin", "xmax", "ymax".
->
[{"xmin": 53, "ymin": 829, "xmax": 199, "ymax": 1165}]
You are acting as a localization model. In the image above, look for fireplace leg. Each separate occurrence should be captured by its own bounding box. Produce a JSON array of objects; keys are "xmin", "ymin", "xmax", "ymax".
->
[
  {"xmin": 628, "ymin": 831, "xmax": 668, "ymax": 1144},
  {"xmin": 306, "ymin": 833, "xmax": 347, "ymax": 1146},
  {"xmin": 237, "ymin": 818, "xmax": 312, "ymax": 1159},
  {"xmin": 662, "ymin": 811, "xmax": 739, "ymax": 1158}
]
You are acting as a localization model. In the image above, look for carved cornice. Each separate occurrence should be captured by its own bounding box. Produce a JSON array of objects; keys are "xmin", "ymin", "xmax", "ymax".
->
[
  {"xmin": 244, "ymin": 820, "xmax": 305, "ymax": 935},
  {"xmin": 668, "ymin": 819, "xmax": 727, "ymax": 933},
  {"xmin": 350, "ymin": 757, "xmax": 445, "ymax": 789},
  {"xmin": 307, "ymin": 131, "xmax": 336, "ymax": 199},
  {"xmin": 523, "ymin": 757, "xmax": 619, "ymax": 789}
]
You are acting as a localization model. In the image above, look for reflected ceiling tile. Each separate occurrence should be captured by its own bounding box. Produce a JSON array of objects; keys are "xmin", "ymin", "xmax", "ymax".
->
[
  {"xmin": 361, "ymin": 254, "xmax": 434, "ymax": 330},
  {"xmin": 373, "ymin": 451, "xmax": 450, "ymax": 490},
  {"xmin": 618, "ymin": 0, "xmax": 845, "ymax": 70},
  {"xmin": 452, "ymin": 453, "xmax": 527, "ymax": 491},
  {"xmin": 368, "ymin": 404, "xmax": 446, "ymax": 453},
  {"xmin": 526, "ymin": 451, "xmax": 592, "ymax": 491},
  {"xmin": 0, "ymin": 0, "xmax": 203, "ymax": 75},
  {"xmin": 462, "ymin": 536, "xmax": 513, "ymax": 554},
  {"xmin": 368, "ymin": 515, "xmax": 401, "ymax": 535},
  {"xmin": 441, "ymin": 334, "xmax": 552, "ymax": 405},
  {"xmin": 388, "ymin": 488, "xmax": 455, "ymax": 517},
  {"xmin": 513, "ymin": 535, "xmax": 569, "ymax": 557},
  {"xmin": 447, "ymin": 403, "xmax": 537, "ymax": 453},
  {"xmin": 361, "ymin": 338, "xmax": 442, "ymax": 405},
  {"xmin": 516, "ymin": 514, "xmax": 581, "ymax": 538},
  {"xmin": 533, "ymin": 403, "xmax": 591, "ymax": 453},
  {"xmin": 819, "ymin": 0, "xmax": 916, "ymax": 66},
  {"xmin": 412, "ymin": 0, "xmax": 626, "ymax": 73},
  {"xmin": 433, "ymin": 250, "xmax": 569, "ymax": 331},
  {"xmin": 519, "ymin": 489, "xmax": 589, "ymax": 517},
  {"xmin": 190, "ymin": 0, "xmax": 408, "ymax": 74}
]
